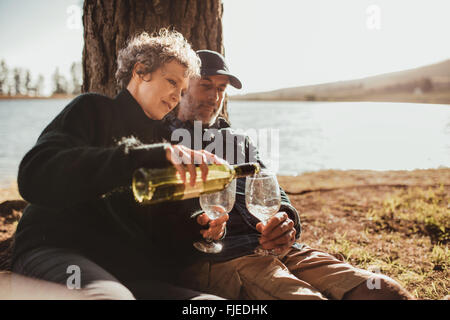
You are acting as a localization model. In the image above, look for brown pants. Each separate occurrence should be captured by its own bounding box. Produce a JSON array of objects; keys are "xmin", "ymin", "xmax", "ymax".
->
[{"xmin": 176, "ymin": 245, "xmax": 375, "ymax": 300}]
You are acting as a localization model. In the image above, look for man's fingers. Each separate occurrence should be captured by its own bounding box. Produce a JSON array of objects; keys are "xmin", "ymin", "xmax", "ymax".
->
[
  {"xmin": 260, "ymin": 229, "xmax": 296, "ymax": 250},
  {"xmin": 260, "ymin": 211, "xmax": 288, "ymax": 235},
  {"xmin": 256, "ymin": 211, "xmax": 297, "ymax": 251},
  {"xmin": 209, "ymin": 213, "xmax": 229, "ymax": 228},
  {"xmin": 256, "ymin": 222, "xmax": 264, "ymax": 233},
  {"xmin": 196, "ymin": 213, "xmax": 210, "ymax": 226},
  {"xmin": 197, "ymin": 213, "xmax": 228, "ymax": 228},
  {"xmin": 200, "ymin": 224, "xmax": 223, "ymax": 240},
  {"xmin": 262, "ymin": 219, "xmax": 294, "ymax": 242},
  {"xmin": 261, "ymin": 228, "xmax": 296, "ymax": 246},
  {"xmin": 199, "ymin": 213, "xmax": 228, "ymax": 240},
  {"xmin": 202, "ymin": 223, "xmax": 226, "ymax": 240}
]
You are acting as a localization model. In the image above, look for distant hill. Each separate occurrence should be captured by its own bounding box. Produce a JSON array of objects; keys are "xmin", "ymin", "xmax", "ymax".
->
[{"xmin": 231, "ymin": 59, "xmax": 450, "ymax": 104}]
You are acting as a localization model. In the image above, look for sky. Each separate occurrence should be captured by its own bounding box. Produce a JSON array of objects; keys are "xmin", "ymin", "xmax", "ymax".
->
[
  {"xmin": 0, "ymin": 0, "xmax": 83, "ymax": 95},
  {"xmin": 1, "ymin": 0, "xmax": 449, "ymax": 96}
]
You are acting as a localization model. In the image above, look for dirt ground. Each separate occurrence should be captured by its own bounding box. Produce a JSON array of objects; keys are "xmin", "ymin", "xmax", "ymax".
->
[
  {"xmin": 278, "ymin": 168, "xmax": 449, "ymax": 300},
  {"xmin": 1, "ymin": 168, "xmax": 449, "ymax": 299}
]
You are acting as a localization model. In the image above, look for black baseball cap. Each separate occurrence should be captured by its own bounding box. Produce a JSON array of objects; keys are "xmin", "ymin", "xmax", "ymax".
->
[{"xmin": 196, "ymin": 50, "xmax": 242, "ymax": 89}]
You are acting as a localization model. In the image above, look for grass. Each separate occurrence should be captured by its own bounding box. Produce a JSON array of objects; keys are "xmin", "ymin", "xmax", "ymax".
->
[
  {"xmin": 282, "ymin": 169, "xmax": 450, "ymax": 300},
  {"xmin": 367, "ymin": 186, "xmax": 448, "ymax": 299},
  {"xmin": 367, "ymin": 185, "xmax": 449, "ymax": 244},
  {"xmin": 356, "ymin": 186, "xmax": 448, "ymax": 299},
  {"xmin": 324, "ymin": 231, "xmax": 449, "ymax": 300},
  {"xmin": 430, "ymin": 244, "xmax": 449, "ymax": 270}
]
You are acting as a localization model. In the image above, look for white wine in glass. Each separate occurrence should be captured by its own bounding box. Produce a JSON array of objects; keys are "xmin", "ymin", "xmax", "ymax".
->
[
  {"xmin": 246, "ymin": 203, "xmax": 281, "ymax": 224},
  {"xmin": 193, "ymin": 179, "xmax": 236, "ymax": 253},
  {"xmin": 245, "ymin": 170, "xmax": 281, "ymax": 255}
]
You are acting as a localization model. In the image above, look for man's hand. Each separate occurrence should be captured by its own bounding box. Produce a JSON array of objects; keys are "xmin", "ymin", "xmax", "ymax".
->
[
  {"xmin": 197, "ymin": 211, "xmax": 229, "ymax": 241},
  {"xmin": 256, "ymin": 211, "xmax": 296, "ymax": 254}
]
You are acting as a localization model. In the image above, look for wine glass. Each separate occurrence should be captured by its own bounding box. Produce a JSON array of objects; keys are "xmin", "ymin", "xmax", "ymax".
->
[
  {"xmin": 245, "ymin": 169, "xmax": 281, "ymax": 255},
  {"xmin": 193, "ymin": 179, "xmax": 236, "ymax": 253}
]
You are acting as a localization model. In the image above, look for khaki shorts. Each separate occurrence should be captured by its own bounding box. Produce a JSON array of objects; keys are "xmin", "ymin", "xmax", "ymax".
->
[{"xmin": 176, "ymin": 244, "xmax": 376, "ymax": 300}]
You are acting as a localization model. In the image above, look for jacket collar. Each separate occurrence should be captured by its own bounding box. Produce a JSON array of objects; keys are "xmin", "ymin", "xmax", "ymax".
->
[
  {"xmin": 115, "ymin": 89, "xmax": 159, "ymax": 126},
  {"xmin": 114, "ymin": 89, "xmax": 165, "ymax": 143}
]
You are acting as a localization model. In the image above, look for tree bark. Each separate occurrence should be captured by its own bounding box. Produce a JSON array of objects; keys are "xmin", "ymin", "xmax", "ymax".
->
[{"xmin": 83, "ymin": 0, "xmax": 228, "ymax": 118}]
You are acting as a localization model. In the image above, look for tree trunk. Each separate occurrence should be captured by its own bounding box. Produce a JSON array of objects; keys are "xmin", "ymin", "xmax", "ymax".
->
[{"xmin": 82, "ymin": 0, "xmax": 228, "ymax": 119}]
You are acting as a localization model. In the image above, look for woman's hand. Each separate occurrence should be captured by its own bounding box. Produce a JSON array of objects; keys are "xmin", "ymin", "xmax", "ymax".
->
[{"xmin": 165, "ymin": 144, "xmax": 226, "ymax": 186}]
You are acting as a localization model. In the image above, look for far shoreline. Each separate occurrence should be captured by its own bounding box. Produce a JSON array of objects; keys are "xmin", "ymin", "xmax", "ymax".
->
[
  {"xmin": 230, "ymin": 92, "xmax": 450, "ymax": 105},
  {"xmin": 0, "ymin": 94, "xmax": 76, "ymax": 100}
]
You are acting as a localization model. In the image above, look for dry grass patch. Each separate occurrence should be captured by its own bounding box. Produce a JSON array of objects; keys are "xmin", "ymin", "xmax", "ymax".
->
[{"xmin": 281, "ymin": 169, "xmax": 450, "ymax": 300}]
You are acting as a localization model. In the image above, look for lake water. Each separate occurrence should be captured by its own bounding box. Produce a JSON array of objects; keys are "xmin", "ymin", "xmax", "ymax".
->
[{"xmin": 0, "ymin": 99, "xmax": 449, "ymax": 187}]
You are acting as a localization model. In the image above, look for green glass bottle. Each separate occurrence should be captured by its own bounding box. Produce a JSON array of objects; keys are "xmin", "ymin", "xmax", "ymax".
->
[{"xmin": 132, "ymin": 162, "xmax": 260, "ymax": 204}]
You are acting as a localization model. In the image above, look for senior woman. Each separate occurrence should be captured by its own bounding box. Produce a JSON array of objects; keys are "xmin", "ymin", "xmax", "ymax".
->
[{"xmin": 11, "ymin": 29, "xmax": 225, "ymax": 300}]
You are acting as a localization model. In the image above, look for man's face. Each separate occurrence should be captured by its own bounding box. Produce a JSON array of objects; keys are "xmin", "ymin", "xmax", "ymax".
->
[
  {"xmin": 179, "ymin": 74, "xmax": 229, "ymax": 126},
  {"xmin": 133, "ymin": 60, "xmax": 189, "ymax": 120}
]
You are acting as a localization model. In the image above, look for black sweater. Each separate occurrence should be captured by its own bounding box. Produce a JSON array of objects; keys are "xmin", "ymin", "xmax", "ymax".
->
[{"xmin": 13, "ymin": 90, "xmax": 203, "ymax": 276}]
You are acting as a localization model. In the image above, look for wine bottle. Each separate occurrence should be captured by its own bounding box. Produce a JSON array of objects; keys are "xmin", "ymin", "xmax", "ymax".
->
[{"xmin": 132, "ymin": 162, "xmax": 260, "ymax": 204}]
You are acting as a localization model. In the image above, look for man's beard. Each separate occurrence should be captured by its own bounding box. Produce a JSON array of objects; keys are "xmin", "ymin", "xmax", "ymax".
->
[
  {"xmin": 194, "ymin": 102, "xmax": 220, "ymax": 127},
  {"xmin": 183, "ymin": 93, "xmax": 221, "ymax": 128}
]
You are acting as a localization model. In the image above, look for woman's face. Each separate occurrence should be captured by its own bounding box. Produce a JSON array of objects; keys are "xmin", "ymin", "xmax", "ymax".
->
[{"xmin": 133, "ymin": 60, "xmax": 189, "ymax": 120}]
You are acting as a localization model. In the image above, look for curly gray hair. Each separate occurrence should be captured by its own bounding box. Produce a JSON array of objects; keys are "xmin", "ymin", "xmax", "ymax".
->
[{"xmin": 115, "ymin": 29, "xmax": 200, "ymax": 89}]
